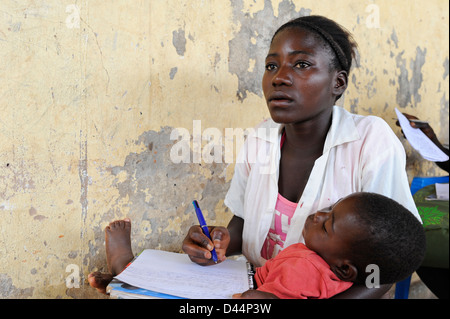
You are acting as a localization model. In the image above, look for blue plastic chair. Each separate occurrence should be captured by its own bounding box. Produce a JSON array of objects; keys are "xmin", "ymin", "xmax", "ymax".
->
[
  {"xmin": 394, "ymin": 175, "xmax": 449, "ymax": 299},
  {"xmin": 409, "ymin": 175, "xmax": 449, "ymax": 196}
]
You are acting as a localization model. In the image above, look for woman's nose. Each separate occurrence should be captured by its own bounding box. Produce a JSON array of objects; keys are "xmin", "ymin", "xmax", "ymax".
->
[{"xmin": 272, "ymin": 66, "xmax": 292, "ymax": 86}]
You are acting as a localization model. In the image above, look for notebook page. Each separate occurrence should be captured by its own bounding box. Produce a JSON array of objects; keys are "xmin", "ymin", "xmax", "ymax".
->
[
  {"xmin": 436, "ymin": 183, "xmax": 449, "ymax": 200},
  {"xmin": 395, "ymin": 108, "xmax": 449, "ymax": 162},
  {"xmin": 115, "ymin": 249, "xmax": 250, "ymax": 299}
]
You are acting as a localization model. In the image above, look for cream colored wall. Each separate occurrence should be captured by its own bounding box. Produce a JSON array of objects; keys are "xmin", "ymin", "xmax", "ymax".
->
[{"xmin": 0, "ymin": 0, "xmax": 448, "ymax": 298}]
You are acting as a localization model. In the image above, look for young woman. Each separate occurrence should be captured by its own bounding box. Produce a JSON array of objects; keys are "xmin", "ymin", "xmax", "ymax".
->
[{"xmin": 182, "ymin": 15, "xmax": 420, "ymax": 299}]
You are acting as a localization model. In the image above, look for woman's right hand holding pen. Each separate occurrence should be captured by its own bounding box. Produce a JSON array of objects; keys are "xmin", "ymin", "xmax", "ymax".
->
[{"xmin": 182, "ymin": 225, "xmax": 230, "ymax": 266}]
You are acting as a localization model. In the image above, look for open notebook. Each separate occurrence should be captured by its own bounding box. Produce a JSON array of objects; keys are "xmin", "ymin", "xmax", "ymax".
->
[{"xmin": 109, "ymin": 249, "xmax": 253, "ymax": 299}]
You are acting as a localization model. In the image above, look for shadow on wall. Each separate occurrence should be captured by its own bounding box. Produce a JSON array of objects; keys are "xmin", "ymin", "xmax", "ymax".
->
[{"xmin": 88, "ymin": 126, "xmax": 231, "ymax": 273}]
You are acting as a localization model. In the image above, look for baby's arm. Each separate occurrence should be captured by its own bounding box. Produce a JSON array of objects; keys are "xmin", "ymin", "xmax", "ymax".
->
[{"xmin": 232, "ymin": 290, "xmax": 278, "ymax": 299}]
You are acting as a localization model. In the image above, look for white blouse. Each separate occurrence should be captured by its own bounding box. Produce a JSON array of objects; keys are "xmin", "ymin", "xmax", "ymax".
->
[{"xmin": 224, "ymin": 106, "xmax": 421, "ymax": 267}]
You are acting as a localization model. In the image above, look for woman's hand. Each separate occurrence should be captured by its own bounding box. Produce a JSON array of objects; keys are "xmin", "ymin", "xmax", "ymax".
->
[{"xmin": 182, "ymin": 225, "xmax": 230, "ymax": 266}]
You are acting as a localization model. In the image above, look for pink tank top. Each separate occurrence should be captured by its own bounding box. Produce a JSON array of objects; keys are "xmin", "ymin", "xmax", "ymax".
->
[{"xmin": 261, "ymin": 132, "xmax": 298, "ymax": 260}]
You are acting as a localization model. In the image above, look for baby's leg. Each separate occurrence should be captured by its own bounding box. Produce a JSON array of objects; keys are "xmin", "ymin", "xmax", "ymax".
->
[
  {"xmin": 88, "ymin": 218, "xmax": 134, "ymax": 294},
  {"xmin": 105, "ymin": 219, "xmax": 134, "ymax": 275}
]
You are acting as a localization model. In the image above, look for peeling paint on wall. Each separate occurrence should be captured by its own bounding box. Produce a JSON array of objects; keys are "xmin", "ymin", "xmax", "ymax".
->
[
  {"xmin": 95, "ymin": 127, "xmax": 230, "ymax": 256},
  {"xmin": 396, "ymin": 46, "xmax": 427, "ymax": 108},
  {"xmin": 172, "ymin": 28, "xmax": 187, "ymax": 56},
  {"xmin": 0, "ymin": 274, "xmax": 34, "ymax": 298},
  {"xmin": 169, "ymin": 67, "xmax": 178, "ymax": 80},
  {"xmin": 228, "ymin": 0, "xmax": 311, "ymax": 100}
]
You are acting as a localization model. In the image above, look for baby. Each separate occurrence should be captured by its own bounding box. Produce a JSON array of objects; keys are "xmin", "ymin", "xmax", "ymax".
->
[{"xmin": 234, "ymin": 192, "xmax": 425, "ymax": 299}]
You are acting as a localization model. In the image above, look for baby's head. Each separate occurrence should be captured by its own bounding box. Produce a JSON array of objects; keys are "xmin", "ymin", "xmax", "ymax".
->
[{"xmin": 302, "ymin": 192, "xmax": 426, "ymax": 285}]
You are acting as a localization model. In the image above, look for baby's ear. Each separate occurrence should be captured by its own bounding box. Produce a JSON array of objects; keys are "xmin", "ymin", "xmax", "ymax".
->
[{"xmin": 331, "ymin": 261, "xmax": 357, "ymax": 282}]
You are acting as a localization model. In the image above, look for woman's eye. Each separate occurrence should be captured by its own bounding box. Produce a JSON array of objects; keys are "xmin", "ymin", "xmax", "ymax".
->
[
  {"xmin": 294, "ymin": 61, "xmax": 309, "ymax": 69},
  {"xmin": 265, "ymin": 63, "xmax": 277, "ymax": 71}
]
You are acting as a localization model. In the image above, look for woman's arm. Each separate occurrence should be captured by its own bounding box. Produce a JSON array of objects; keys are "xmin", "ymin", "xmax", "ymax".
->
[
  {"xmin": 233, "ymin": 290, "xmax": 278, "ymax": 299},
  {"xmin": 331, "ymin": 283, "xmax": 392, "ymax": 299},
  {"xmin": 225, "ymin": 215, "xmax": 244, "ymax": 256}
]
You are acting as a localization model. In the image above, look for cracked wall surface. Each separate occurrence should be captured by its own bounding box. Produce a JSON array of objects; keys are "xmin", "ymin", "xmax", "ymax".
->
[{"xmin": 0, "ymin": 0, "xmax": 448, "ymax": 298}]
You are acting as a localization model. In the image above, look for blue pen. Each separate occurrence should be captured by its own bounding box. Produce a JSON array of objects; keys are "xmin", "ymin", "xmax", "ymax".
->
[{"xmin": 192, "ymin": 200, "xmax": 218, "ymax": 263}]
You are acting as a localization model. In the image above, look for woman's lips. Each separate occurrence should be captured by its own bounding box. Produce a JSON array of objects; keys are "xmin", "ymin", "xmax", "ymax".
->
[
  {"xmin": 268, "ymin": 91, "xmax": 293, "ymax": 107},
  {"xmin": 269, "ymin": 99, "xmax": 293, "ymax": 107}
]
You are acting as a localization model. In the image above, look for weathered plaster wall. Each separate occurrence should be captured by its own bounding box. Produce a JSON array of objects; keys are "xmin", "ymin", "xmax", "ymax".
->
[{"xmin": 0, "ymin": 0, "xmax": 448, "ymax": 298}]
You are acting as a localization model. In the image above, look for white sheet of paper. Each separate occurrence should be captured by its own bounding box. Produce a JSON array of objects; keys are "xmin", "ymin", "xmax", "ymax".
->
[
  {"xmin": 115, "ymin": 249, "xmax": 250, "ymax": 299},
  {"xmin": 395, "ymin": 108, "xmax": 449, "ymax": 162},
  {"xmin": 435, "ymin": 183, "xmax": 449, "ymax": 200}
]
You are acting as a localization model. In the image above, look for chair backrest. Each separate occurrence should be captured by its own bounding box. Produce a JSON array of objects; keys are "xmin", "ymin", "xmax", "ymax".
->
[{"xmin": 410, "ymin": 176, "xmax": 449, "ymax": 195}]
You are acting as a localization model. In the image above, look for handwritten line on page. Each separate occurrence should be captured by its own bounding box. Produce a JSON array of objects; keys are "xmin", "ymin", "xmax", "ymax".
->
[
  {"xmin": 114, "ymin": 249, "xmax": 250, "ymax": 299},
  {"xmin": 395, "ymin": 108, "xmax": 449, "ymax": 162}
]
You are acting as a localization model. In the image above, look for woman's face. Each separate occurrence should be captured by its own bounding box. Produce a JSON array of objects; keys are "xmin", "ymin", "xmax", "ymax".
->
[{"xmin": 262, "ymin": 27, "xmax": 344, "ymax": 125}]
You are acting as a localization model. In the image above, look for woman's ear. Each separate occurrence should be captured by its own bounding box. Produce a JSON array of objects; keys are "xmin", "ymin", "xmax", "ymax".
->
[
  {"xmin": 332, "ymin": 70, "xmax": 348, "ymax": 97},
  {"xmin": 331, "ymin": 261, "xmax": 358, "ymax": 282}
]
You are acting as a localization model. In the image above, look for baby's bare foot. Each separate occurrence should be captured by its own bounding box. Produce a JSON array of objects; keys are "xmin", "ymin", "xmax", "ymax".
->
[
  {"xmin": 88, "ymin": 272, "xmax": 114, "ymax": 294},
  {"xmin": 105, "ymin": 218, "xmax": 134, "ymax": 275}
]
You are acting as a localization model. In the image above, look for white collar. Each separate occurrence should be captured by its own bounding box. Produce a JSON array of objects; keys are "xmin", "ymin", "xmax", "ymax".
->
[{"xmin": 254, "ymin": 105, "xmax": 361, "ymax": 151}]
